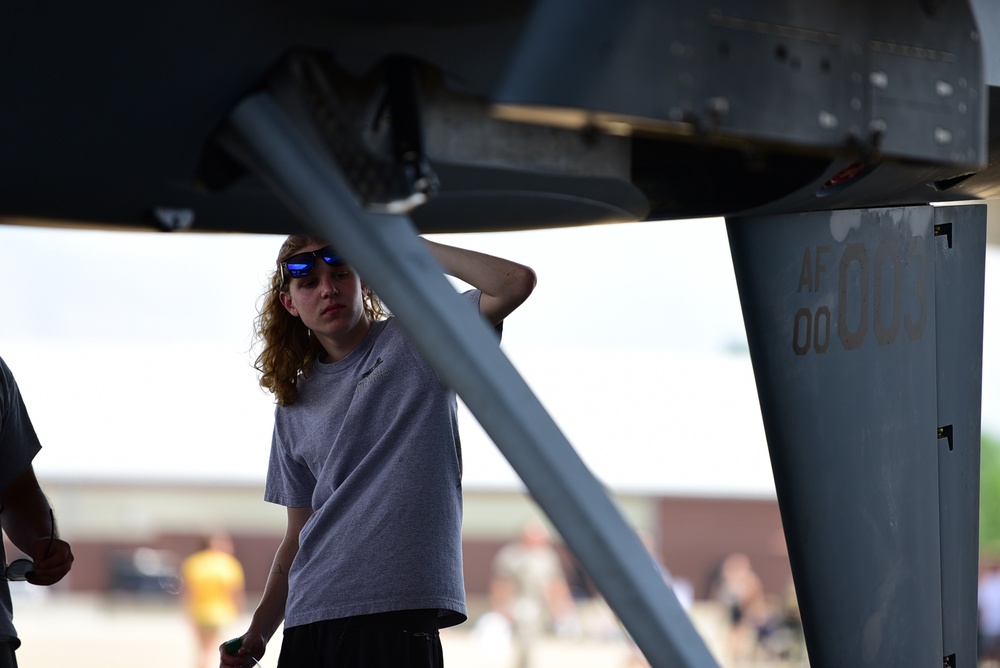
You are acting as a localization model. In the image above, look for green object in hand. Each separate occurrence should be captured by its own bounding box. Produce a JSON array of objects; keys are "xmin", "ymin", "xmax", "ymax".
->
[{"xmin": 224, "ymin": 636, "xmax": 263, "ymax": 666}]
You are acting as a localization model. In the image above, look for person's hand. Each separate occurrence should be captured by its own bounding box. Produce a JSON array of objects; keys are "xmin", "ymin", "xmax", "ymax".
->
[
  {"xmin": 219, "ymin": 632, "xmax": 266, "ymax": 667},
  {"xmin": 24, "ymin": 537, "xmax": 73, "ymax": 586}
]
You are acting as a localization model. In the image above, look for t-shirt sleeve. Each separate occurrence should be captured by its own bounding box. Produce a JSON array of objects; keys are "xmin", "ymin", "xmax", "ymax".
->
[
  {"xmin": 264, "ymin": 417, "xmax": 316, "ymax": 508},
  {"xmin": 463, "ymin": 289, "xmax": 503, "ymax": 341},
  {"xmin": 0, "ymin": 358, "xmax": 42, "ymax": 495}
]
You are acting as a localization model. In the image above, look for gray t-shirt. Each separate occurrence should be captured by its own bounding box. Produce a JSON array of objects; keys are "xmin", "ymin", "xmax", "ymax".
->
[
  {"xmin": 0, "ymin": 356, "xmax": 43, "ymax": 646},
  {"xmin": 265, "ymin": 291, "xmax": 487, "ymax": 630}
]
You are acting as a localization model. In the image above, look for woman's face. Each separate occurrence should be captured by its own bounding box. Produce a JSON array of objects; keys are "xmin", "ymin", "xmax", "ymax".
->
[{"xmin": 278, "ymin": 244, "xmax": 370, "ymax": 348}]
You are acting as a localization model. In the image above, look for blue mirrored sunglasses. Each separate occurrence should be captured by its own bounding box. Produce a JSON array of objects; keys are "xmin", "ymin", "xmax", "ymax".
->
[{"xmin": 280, "ymin": 246, "xmax": 343, "ymax": 279}]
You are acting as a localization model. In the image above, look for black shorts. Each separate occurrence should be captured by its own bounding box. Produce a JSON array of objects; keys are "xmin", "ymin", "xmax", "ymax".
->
[{"xmin": 277, "ymin": 609, "xmax": 443, "ymax": 668}]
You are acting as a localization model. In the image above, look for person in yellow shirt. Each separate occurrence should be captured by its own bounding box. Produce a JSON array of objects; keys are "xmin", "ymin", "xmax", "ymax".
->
[{"xmin": 181, "ymin": 533, "xmax": 246, "ymax": 668}]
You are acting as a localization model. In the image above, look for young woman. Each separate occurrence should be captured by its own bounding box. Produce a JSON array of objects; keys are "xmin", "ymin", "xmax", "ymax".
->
[{"xmin": 221, "ymin": 236, "xmax": 535, "ymax": 668}]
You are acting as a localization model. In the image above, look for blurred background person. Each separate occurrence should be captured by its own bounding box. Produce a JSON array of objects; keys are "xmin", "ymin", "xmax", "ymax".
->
[
  {"xmin": 490, "ymin": 519, "xmax": 577, "ymax": 668},
  {"xmin": 181, "ymin": 533, "xmax": 245, "ymax": 668},
  {"xmin": 709, "ymin": 552, "xmax": 768, "ymax": 663}
]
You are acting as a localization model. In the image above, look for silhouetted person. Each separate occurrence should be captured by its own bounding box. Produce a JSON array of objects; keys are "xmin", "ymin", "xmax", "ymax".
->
[{"xmin": 0, "ymin": 356, "xmax": 74, "ymax": 668}]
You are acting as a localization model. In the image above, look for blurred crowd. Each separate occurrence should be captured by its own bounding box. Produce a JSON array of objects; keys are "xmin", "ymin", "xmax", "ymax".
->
[
  {"xmin": 470, "ymin": 522, "xmax": 804, "ymax": 668},
  {"xmin": 10, "ymin": 520, "xmax": 813, "ymax": 668},
  {"xmin": 707, "ymin": 552, "xmax": 803, "ymax": 666}
]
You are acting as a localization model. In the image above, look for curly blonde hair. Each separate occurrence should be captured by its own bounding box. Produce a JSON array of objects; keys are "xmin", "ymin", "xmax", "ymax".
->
[{"xmin": 253, "ymin": 235, "xmax": 389, "ymax": 406}]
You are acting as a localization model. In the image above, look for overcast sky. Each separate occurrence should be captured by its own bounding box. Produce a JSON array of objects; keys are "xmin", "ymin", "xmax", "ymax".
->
[{"xmin": 0, "ymin": 217, "xmax": 996, "ymax": 497}]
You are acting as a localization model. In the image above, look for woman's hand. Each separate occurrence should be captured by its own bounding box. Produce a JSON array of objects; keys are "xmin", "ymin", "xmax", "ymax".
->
[{"xmin": 219, "ymin": 632, "xmax": 266, "ymax": 667}]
